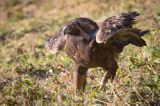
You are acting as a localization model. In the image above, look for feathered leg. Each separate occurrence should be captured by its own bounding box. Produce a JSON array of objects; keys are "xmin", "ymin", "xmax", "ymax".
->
[
  {"xmin": 73, "ymin": 64, "xmax": 88, "ymax": 93},
  {"xmin": 99, "ymin": 60, "xmax": 118, "ymax": 89}
]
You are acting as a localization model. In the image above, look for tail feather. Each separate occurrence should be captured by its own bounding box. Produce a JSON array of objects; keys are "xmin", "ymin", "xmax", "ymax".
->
[
  {"xmin": 139, "ymin": 30, "xmax": 149, "ymax": 36},
  {"xmin": 129, "ymin": 29, "xmax": 148, "ymax": 46},
  {"xmin": 128, "ymin": 28, "xmax": 149, "ymax": 36},
  {"xmin": 129, "ymin": 37, "xmax": 146, "ymax": 47},
  {"xmin": 112, "ymin": 28, "xmax": 148, "ymax": 49}
]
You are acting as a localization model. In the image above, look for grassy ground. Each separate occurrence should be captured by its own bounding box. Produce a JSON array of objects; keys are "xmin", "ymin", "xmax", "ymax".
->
[{"xmin": 0, "ymin": 0, "xmax": 160, "ymax": 105}]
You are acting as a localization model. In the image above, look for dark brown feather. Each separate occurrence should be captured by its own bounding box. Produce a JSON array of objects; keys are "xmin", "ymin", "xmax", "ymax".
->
[
  {"xmin": 96, "ymin": 12, "xmax": 140, "ymax": 43},
  {"xmin": 45, "ymin": 28, "xmax": 66, "ymax": 54}
]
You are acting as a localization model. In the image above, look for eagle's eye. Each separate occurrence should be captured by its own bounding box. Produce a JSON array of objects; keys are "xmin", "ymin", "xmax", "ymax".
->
[
  {"xmin": 63, "ymin": 24, "xmax": 80, "ymax": 36},
  {"xmin": 63, "ymin": 27, "xmax": 72, "ymax": 34}
]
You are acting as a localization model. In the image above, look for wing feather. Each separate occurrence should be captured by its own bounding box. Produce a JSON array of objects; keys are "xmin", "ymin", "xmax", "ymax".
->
[
  {"xmin": 110, "ymin": 28, "xmax": 147, "ymax": 48},
  {"xmin": 96, "ymin": 12, "xmax": 140, "ymax": 43}
]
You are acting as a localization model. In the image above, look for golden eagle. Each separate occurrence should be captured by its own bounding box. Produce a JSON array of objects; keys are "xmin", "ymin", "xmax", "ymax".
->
[{"xmin": 45, "ymin": 12, "xmax": 149, "ymax": 92}]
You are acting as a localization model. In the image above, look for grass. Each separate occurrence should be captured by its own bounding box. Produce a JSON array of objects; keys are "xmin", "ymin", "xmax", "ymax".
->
[{"xmin": 0, "ymin": 0, "xmax": 160, "ymax": 105}]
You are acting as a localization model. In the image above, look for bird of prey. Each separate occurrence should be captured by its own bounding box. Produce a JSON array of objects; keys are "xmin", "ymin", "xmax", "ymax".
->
[{"xmin": 45, "ymin": 12, "xmax": 149, "ymax": 92}]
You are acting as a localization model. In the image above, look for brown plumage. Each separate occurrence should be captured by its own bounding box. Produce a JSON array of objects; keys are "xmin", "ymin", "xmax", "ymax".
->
[{"xmin": 46, "ymin": 12, "xmax": 149, "ymax": 92}]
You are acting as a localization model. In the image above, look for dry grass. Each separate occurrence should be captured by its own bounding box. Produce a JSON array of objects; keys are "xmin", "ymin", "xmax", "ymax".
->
[{"xmin": 0, "ymin": 0, "xmax": 160, "ymax": 105}]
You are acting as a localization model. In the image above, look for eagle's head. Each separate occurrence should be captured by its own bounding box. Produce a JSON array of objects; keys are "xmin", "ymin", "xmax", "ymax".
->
[
  {"xmin": 63, "ymin": 21, "xmax": 81, "ymax": 36},
  {"xmin": 45, "ymin": 17, "xmax": 98, "ymax": 54},
  {"xmin": 63, "ymin": 17, "xmax": 98, "ymax": 36}
]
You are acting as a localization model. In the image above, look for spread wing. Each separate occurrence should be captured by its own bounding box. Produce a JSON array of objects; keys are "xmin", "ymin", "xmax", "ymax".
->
[
  {"xmin": 45, "ymin": 28, "xmax": 65, "ymax": 54},
  {"xmin": 96, "ymin": 12, "xmax": 148, "ymax": 48},
  {"xmin": 96, "ymin": 12, "xmax": 139, "ymax": 43}
]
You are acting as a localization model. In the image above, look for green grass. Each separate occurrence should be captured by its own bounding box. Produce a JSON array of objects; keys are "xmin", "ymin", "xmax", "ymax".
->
[{"xmin": 0, "ymin": 0, "xmax": 160, "ymax": 105}]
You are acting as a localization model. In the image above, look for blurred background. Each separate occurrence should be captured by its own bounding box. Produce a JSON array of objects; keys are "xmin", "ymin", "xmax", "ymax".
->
[{"xmin": 0, "ymin": 0, "xmax": 160, "ymax": 105}]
